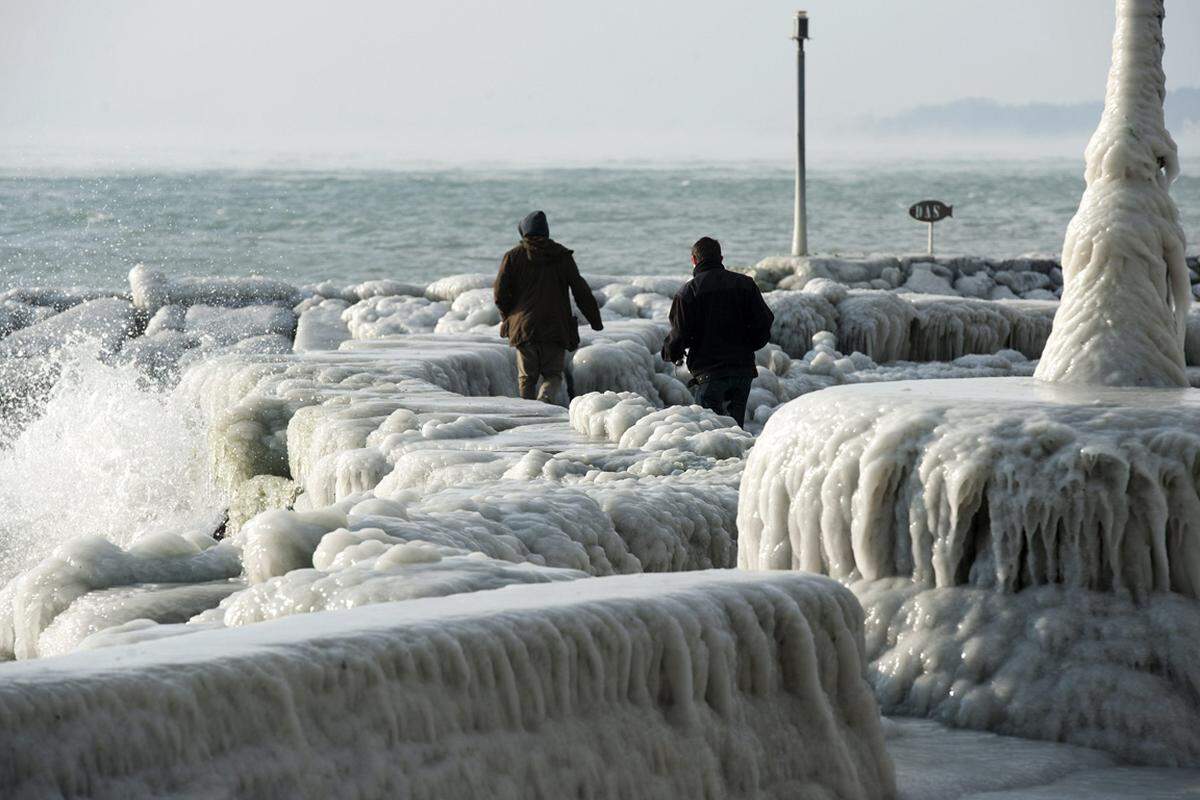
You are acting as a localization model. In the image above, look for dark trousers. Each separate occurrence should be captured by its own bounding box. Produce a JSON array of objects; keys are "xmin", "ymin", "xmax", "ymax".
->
[{"xmin": 694, "ymin": 374, "xmax": 753, "ymax": 428}]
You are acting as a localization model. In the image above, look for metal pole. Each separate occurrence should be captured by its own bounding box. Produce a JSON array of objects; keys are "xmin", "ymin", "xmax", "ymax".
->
[
  {"xmin": 791, "ymin": 12, "xmax": 808, "ymax": 256},
  {"xmin": 928, "ymin": 221, "xmax": 934, "ymax": 256}
]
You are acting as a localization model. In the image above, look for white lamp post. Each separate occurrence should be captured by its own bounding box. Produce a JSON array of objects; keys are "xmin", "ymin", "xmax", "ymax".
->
[{"xmin": 791, "ymin": 11, "xmax": 809, "ymax": 257}]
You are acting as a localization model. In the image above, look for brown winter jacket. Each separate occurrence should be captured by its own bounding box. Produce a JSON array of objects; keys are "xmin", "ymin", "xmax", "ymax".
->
[{"xmin": 494, "ymin": 237, "xmax": 602, "ymax": 348}]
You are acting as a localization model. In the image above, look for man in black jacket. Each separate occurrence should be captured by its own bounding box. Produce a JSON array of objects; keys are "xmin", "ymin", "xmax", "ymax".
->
[{"xmin": 661, "ymin": 237, "xmax": 773, "ymax": 428}]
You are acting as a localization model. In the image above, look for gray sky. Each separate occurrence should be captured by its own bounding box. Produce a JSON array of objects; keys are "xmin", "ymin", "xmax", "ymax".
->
[{"xmin": 1, "ymin": 0, "xmax": 1197, "ymax": 163}]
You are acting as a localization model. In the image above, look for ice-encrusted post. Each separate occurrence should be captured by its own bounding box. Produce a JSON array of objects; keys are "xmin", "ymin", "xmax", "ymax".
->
[
  {"xmin": 791, "ymin": 11, "xmax": 810, "ymax": 257},
  {"xmin": 1035, "ymin": 0, "xmax": 1189, "ymax": 387}
]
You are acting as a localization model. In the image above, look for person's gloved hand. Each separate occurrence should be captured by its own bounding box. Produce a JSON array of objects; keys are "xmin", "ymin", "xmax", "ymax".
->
[{"xmin": 591, "ymin": 320, "xmax": 604, "ymax": 331}]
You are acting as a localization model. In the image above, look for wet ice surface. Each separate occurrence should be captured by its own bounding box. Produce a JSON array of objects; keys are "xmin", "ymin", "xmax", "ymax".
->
[{"xmin": 887, "ymin": 717, "xmax": 1200, "ymax": 799}]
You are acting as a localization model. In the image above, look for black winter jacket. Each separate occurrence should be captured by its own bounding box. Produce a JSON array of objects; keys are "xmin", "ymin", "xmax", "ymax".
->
[{"xmin": 661, "ymin": 260, "xmax": 774, "ymax": 380}]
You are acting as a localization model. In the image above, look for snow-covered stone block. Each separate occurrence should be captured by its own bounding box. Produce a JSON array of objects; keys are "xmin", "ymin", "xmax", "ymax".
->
[
  {"xmin": 628, "ymin": 275, "xmax": 686, "ymax": 297},
  {"xmin": 901, "ymin": 263, "xmax": 958, "ymax": 296},
  {"xmin": 569, "ymin": 391, "xmax": 656, "ymax": 441},
  {"xmin": 293, "ymin": 298, "xmax": 351, "ymax": 352},
  {"xmin": 0, "ymin": 571, "xmax": 893, "ymax": 799},
  {"xmin": 184, "ymin": 304, "xmax": 297, "ymax": 347},
  {"xmin": 129, "ymin": 265, "xmax": 302, "ymax": 313},
  {"xmin": 0, "ymin": 300, "xmax": 53, "ymax": 339},
  {"xmin": 571, "ymin": 339, "xmax": 662, "ymax": 405},
  {"xmin": 836, "ymin": 291, "xmax": 915, "ymax": 363},
  {"xmin": 858, "ymin": 579, "xmax": 1200, "ymax": 766},
  {"xmin": 756, "ymin": 255, "xmax": 903, "ymax": 290},
  {"xmin": 343, "ymin": 295, "xmax": 449, "ymax": 338},
  {"xmin": 433, "ymin": 287, "xmax": 502, "ymax": 334},
  {"xmin": 740, "ymin": 377, "xmax": 1200, "ymax": 597},
  {"xmin": 995, "ymin": 299, "xmax": 1058, "ymax": 358},
  {"xmin": 742, "ymin": 260, "xmax": 797, "ymax": 291},
  {"xmin": 0, "ymin": 287, "xmax": 119, "ymax": 312},
  {"xmin": 349, "ymin": 278, "xmax": 426, "ymax": 300},
  {"xmin": 423, "ymin": 272, "xmax": 493, "ymax": 302},
  {"xmin": 953, "ymin": 272, "xmax": 995, "ymax": 299},
  {"xmin": 144, "ymin": 304, "xmax": 186, "ymax": 336},
  {"xmin": 763, "ymin": 290, "xmax": 837, "ymax": 357},
  {"xmin": 0, "ymin": 298, "xmax": 138, "ymax": 358},
  {"xmin": 907, "ymin": 295, "xmax": 1011, "ymax": 362},
  {"xmin": 199, "ymin": 540, "xmax": 587, "ymax": 627},
  {"xmin": 0, "ymin": 534, "xmax": 241, "ymax": 659},
  {"xmin": 739, "ymin": 376, "xmax": 1200, "ymax": 763}
]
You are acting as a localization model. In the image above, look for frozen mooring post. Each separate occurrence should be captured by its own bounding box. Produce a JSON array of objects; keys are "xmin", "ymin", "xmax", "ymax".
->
[
  {"xmin": 740, "ymin": 0, "xmax": 1200, "ymax": 766},
  {"xmin": 1036, "ymin": 0, "xmax": 1189, "ymax": 386}
]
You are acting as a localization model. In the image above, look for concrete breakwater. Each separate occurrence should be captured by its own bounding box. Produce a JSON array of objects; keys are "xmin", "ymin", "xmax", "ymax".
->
[{"xmin": 746, "ymin": 252, "xmax": 1200, "ymax": 301}]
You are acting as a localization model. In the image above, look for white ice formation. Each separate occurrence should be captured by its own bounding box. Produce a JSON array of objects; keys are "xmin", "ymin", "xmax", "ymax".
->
[
  {"xmin": 740, "ymin": 378, "xmax": 1200, "ymax": 599},
  {"xmin": 859, "ymin": 579, "xmax": 1200, "ymax": 766},
  {"xmin": 0, "ymin": 571, "xmax": 893, "ymax": 800},
  {"xmin": 0, "ymin": 298, "xmax": 1047, "ymax": 659},
  {"xmin": 739, "ymin": 376, "xmax": 1200, "ymax": 763},
  {"xmin": 0, "ymin": 533, "xmax": 241, "ymax": 659},
  {"xmin": 5, "ymin": 187, "xmax": 1200, "ymax": 788},
  {"xmin": 1035, "ymin": 0, "xmax": 1189, "ymax": 386},
  {"xmin": 129, "ymin": 264, "xmax": 302, "ymax": 313},
  {"xmin": 0, "ymin": 298, "xmax": 137, "ymax": 360},
  {"xmin": 734, "ymin": 0, "xmax": 1200, "ymax": 766}
]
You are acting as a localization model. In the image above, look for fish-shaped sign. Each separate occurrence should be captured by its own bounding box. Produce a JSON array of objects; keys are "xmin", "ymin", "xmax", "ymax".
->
[{"xmin": 909, "ymin": 200, "xmax": 953, "ymax": 223}]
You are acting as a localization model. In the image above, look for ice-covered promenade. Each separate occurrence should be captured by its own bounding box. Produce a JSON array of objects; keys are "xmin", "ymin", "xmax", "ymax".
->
[{"xmin": 2, "ymin": 256, "xmax": 1200, "ymax": 797}]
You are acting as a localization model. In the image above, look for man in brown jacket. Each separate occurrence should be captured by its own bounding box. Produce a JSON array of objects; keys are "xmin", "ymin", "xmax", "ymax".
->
[{"xmin": 494, "ymin": 210, "xmax": 603, "ymax": 402}]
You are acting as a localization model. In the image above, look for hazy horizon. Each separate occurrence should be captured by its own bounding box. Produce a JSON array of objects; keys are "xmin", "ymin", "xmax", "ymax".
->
[{"xmin": 2, "ymin": 1, "xmax": 1199, "ymax": 167}]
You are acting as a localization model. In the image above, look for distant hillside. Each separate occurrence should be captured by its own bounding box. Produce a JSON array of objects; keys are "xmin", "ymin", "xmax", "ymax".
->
[{"xmin": 871, "ymin": 87, "xmax": 1200, "ymax": 136}]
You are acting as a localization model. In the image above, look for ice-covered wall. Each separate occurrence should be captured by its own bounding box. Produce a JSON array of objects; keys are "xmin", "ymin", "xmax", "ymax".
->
[
  {"xmin": 0, "ymin": 571, "xmax": 894, "ymax": 800},
  {"xmin": 197, "ymin": 539, "xmax": 588, "ymax": 627},
  {"xmin": 0, "ymin": 533, "xmax": 242, "ymax": 659},
  {"xmin": 129, "ymin": 265, "xmax": 302, "ymax": 313},
  {"xmin": 0, "ymin": 343, "xmax": 752, "ymax": 653},
  {"xmin": 1035, "ymin": 0, "xmax": 1190, "ymax": 387},
  {"xmin": 857, "ymin": 578, "xmax": 1200, "ymax": 766},
  {"xmin": 0, "ymin": 266, "xmax": 1062, "ymax": 666},
  {"xmin": 752, "ymin": 254, "xmax": 1067, "ymax": 300},
  {"xmin": 739, "ymin": 376, "xmax": 1200, "ymax": 763},
  {"xmin": 739, "ymin": 378, "xmax": 1200, "ymax": 599}
]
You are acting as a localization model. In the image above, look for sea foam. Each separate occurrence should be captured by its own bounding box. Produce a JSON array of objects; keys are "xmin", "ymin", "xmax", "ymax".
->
[{"xmin": 0, "ymin": 345, "xmax": 224, "ymax": 582}]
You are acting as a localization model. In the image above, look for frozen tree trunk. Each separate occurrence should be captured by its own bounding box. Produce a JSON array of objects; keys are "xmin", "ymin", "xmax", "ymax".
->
[{"xmin": 1035, "ymin": 0, "xmax": 1189, "ymax": 387}]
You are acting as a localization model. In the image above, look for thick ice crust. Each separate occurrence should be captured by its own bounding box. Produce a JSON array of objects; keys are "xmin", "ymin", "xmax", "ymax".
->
[
  {"xmin": 860, "ymin": 579, "xmax": 1200, "ymax": 767},
  {"xmin": 739, "ymin": 378, "xmax": 1200, "ymax": 599},
  {"xmin": 738, "ymin": 377, "xmax": 1200, "ymax": 765},
  {"xmin": 129, "ymin": 265, "xmax": 303, "ymax": 313},
  {"xmin": 0, "ymin": 298, "xmax": 138, "ymax": 359},
  {"xmin": 1036, "ymin": 0, "xmax": 1189, "ymax": 387},
  {"xmin": 0, "ymin": 571, "xmax": 894, "ymax": 800}
]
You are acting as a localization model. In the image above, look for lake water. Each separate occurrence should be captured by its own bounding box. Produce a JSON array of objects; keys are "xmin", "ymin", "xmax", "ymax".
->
[{"xmin": 4, "ymin": 159, "xmax": 1197, "ymax": 291}]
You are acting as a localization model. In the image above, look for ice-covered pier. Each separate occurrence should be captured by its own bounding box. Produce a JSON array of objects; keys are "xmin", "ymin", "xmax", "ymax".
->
[{"xmin": 1, "ymin": 248, "xmax": 1198, "ymax": 791}]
